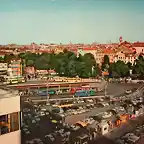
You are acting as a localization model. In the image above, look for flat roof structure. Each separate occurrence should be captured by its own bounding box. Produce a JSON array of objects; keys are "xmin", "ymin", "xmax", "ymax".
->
[{"xmin": 0, "ymin": 86, "xmax": 21, "ymax": 144}]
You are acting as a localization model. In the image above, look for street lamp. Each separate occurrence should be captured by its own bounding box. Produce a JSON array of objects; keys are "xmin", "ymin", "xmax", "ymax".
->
[{"xmin": 46, "ymin": 80, "xmax": 49, "ymax": 104}]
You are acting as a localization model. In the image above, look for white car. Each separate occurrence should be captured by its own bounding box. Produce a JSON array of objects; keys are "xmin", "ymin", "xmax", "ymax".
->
[
  {"xmin": 71, "ymin": 125, "xmax": 80, "ymax": 130},
  {"xmin": 39, "ymin": 111, "xmax": 45, "ymax": 116},
  {"xmin": 23, "ymin": 128, "xmax": 30, "ymax": 135},
  {"xmin": 84, "ymin": 118, "xmax": 95, "ymax": 124},
  {"xmin": 102, "ymin": 112, "xmax": 112, "ymax": 119},
  {"xmin": 125, "ymin": 90, "xmax": 132, "ymax": 94},
  {"xmin": 32, "ymin": 138, "xmax": 44, "ymax": 144},
  {"xmin": 31, "ymin": 119, "xmax": 37, "ymax": 124},
  {"xmin": 73, "ymin": 111, "xmax": 78, "ymax": 115},
  {"xmin": 122, "ymin": 133, "xmax": 139, "ymax": 143},
  {"xmin": 87, "ymin": 99, "xmax": 93, "ymax": 103},
  {"xmin": 102, "ymin": 102, "xmax": 109, "ymax": 107},
  {"xmin": 45, "ymin": 134, "xmax": 55, "ymax": 142}
]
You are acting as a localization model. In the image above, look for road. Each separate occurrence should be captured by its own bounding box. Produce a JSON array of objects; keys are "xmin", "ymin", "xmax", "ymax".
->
[
  {"xmin": 98, "ymin": 83, "xmax": 141, "ymax": 96},
  {"xmin": 46, "ymin": 83, "xmax": 141, "ymax": 99},
  {"xmin": 21, "ymin": 83, "xmax": 142, "ymax": 103}
]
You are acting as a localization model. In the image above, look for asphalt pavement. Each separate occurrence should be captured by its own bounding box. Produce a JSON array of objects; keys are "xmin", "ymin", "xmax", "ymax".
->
[{"xmin": 49, "ymin": 83, "xmax": 141, "ymax": 99}]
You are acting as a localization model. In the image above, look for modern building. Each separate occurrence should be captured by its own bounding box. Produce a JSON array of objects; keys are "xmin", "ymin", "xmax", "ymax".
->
[
  {"xmin": 0, "ymin": 88, "xmax": 21, "ymax": 144},
  {"xmin": 9, "ymin": 59, "xmax": 22, "ymax": 77}
]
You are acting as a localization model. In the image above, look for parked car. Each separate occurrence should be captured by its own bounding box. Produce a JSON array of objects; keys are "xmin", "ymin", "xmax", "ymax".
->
[{"xmin": 125, "ymin": 90, "xmax": 132, "ymax": 94}]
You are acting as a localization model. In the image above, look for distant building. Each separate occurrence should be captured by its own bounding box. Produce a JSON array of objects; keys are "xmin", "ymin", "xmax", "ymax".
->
[
  {"xmin": 114, "ymin": 51, "xmax": 137, "ymax": 65},
  {"xmin": 132, "ymin": 42, "xmax": 144, "ymax": 54},
  {"xmin": 24, "ymin": 66, "xmax": 35, "ymax": 75}
]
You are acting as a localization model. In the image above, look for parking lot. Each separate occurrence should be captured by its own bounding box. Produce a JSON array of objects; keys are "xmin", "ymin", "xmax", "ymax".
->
[{"xmin": 21, "ymin": 83, "xmax": 144, "ymax": 144}]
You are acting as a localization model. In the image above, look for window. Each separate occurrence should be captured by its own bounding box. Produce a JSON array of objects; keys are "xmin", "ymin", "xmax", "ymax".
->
[
  {"xmin": 10, "ymin": 112, "xmax": 20, "ymax": 132},
  {"xmin": 0, "ymin": 112, "xmax": 20, "ymax": 135}
]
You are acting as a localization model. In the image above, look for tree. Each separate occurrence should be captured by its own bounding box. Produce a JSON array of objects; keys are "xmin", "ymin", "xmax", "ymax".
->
[
  {"xmin": 101, "ymin": 55, "xmax": 110, "ymax": 71},
  {"xmin": 9, "ymin": 51, "xmax": 97, "ymax": 78},
  {"xmin": 103, "ymin": 55, "xmax": 110, "ymax": 65},
  {"xmin": 26, "ymin": 59, "xmax": 34, "ymax": 67},
  {"xmin": 133, "ymin": 55, "xmax": 144, "ymax": 78},
  {"xmin": 115, "ymin": 60, "xmax": 129, "ymax": 77},
  {"xmin": 127, "ymin": 62, "xmax": 132, "ymax": 69},
  {"xmin": 108, "ymin": 60, "xmax": 129, "ymax": 77},
  {"xmin": 4, "ymin": 54, "xmax": 16, "ymax": 63}
]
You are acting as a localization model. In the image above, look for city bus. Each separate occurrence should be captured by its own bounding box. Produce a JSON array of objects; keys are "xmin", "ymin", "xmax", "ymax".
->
[
  {"xmin": 3, "ymin": 76, "xmax": 19, "ymax": 84},
  {"xmin": 3, "ymin": 76, "xmax": 26, "ymax": 85}
]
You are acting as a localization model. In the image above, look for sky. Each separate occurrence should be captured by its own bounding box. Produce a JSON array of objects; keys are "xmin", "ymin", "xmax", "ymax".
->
[{"xmin": 0, "ymin": 0, "xmax": 144, "ymax": 44}]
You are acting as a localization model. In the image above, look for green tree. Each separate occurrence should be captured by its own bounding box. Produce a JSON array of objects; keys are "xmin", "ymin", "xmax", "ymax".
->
[
  {"xmin": 101, "ymin": 55, "xmax": 110, "ymax": 71},
  {"xmin": 127, "ymin": 62, "xmax": 132, "ymax": 69},
  {"xmin": 103, "ymin": 55, "xmax": 110, "ymax": 64},
  {"xmin": 26, "ymin": 59, "xmax": 34, "ymax": 67},
  {"xmin": 133, "ymin": 55, "xmax": 144, "ymax": 77},
  {"xmin": 16, "ymin": 51, "xmax": 99, "ymax": 78},
  {"xmin": 4, "ymin": 54, "xmax": 16, "ymax": 63},
  {"xmin": 114, "ymin": 60, "xmax": 129, "ymax": 77}
]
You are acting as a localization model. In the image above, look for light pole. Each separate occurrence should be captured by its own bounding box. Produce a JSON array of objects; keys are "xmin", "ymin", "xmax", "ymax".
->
[{"xmin": 46, "ymin": 79, "xmax": 49, "ymax": 104}]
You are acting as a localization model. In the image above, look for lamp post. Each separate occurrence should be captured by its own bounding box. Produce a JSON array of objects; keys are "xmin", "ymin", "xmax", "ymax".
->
[{"xmin": 46, "ymin": 79, "xmax": 49, "ymax": 104}]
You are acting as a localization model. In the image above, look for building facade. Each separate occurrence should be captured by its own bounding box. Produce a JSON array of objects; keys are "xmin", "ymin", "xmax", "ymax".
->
[
  {"xmin": 0, "ymin": 88, "xmax": 21, "ymax": 144},
  {"xmin": 114, "ymin": 51, "xmax": 137, "ymax": 65},
  {"xmin": 9, "ymin": 59, "xmax": 22, "ymax": 77},
  {"xmin": 0, "ymin": 63, "xmax": 7, "ymax": 71}
]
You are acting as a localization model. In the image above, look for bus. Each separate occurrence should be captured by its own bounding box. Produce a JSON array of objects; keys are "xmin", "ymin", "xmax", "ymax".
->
[
  {"xmin": 3, "ymin": 76, "xmax": 26, "ymax": 85},
  {"xmin": 3, "ymin": 76, "xmax": 19, "ymax": 84},
  {"xmin": 17, "ymin": 76, "xmax": 26, "ymax": 83}
]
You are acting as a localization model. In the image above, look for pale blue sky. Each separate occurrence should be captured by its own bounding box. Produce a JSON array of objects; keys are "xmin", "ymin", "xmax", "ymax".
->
[{"xmin": 0, "ymin": 0, "xmax": 144, "ymax": 44}]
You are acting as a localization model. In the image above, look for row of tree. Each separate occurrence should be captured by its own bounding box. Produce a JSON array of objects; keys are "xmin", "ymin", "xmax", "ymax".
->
[
  {"xmin": 2, "ymin": 50, "xmax": 144, "ymax": 78},
  {"xmin": 3, "ymin": 50, "xmax": 100, "ymax": 78}
]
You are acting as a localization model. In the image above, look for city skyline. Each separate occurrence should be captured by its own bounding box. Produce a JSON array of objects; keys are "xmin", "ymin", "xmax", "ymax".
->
[{"xmin": 0, "ymin": 0, "xmax": 144, "ymax": 44}]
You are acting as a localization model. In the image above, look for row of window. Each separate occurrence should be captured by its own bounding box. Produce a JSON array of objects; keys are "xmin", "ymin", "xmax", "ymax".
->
[
  {"xmin": 0, "ymin": 112, "xmax": 20, "ymax": 135},
  {"xmin": 116, "ymin": 57, "xmax": 135, "ymax": 60}
]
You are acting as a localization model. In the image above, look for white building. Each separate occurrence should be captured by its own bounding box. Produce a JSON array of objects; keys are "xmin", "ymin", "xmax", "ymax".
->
[
  {"xmin": 0, "ymin": 63, "xmax": 8, "ymax": 71},
  {"xmin": 0, "ymin": 88, "xmax": 21, "ymax": 144}
]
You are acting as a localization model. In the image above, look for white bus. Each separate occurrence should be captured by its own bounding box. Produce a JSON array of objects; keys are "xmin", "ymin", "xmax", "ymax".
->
[{"xmin": 3, "ymin": 76, "xmax": 26, "ymax": 84}]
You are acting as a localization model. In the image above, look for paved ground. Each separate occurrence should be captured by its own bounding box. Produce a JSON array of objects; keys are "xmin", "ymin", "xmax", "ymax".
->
[
  {"xmin": 49, "ymin": 83, "xmax": 141, "ymax": 99},
  {"xmin": 20, "ymin": 82, "xmax": 142, "ymax": 103},
  {"xmin": 98, "ymin": 83, "xmax": 141, "ymax": 96}
]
